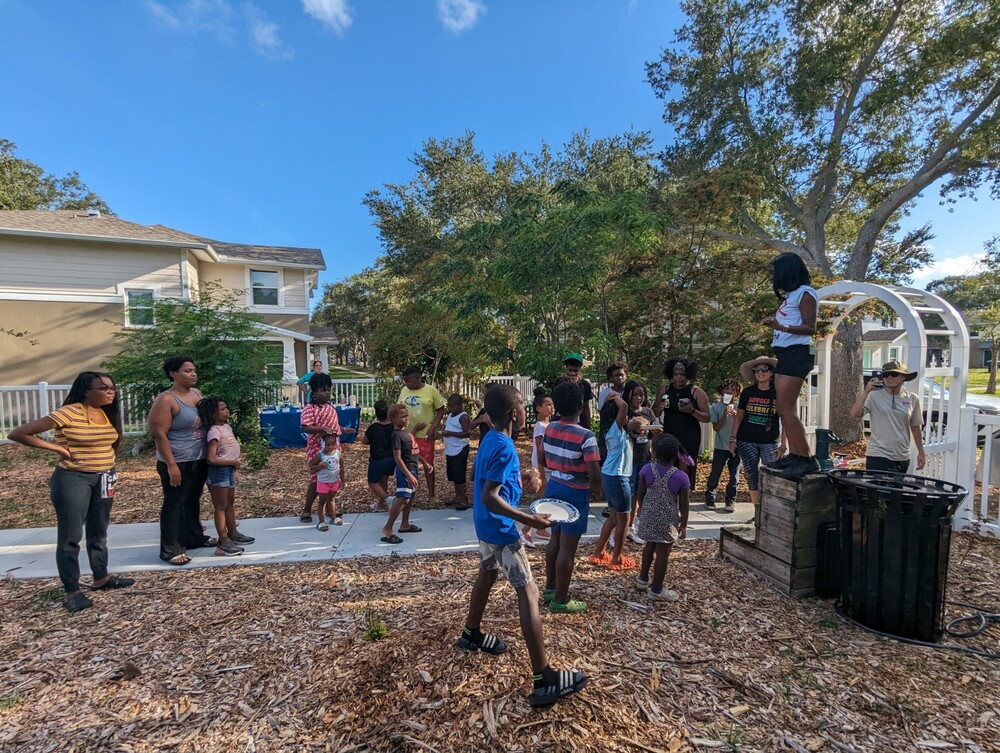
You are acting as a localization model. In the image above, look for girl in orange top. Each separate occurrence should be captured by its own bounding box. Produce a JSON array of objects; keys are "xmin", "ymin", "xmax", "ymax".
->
[{"xmin": 9, "ymin": 371, "xmax": 134, "ymax": 612}]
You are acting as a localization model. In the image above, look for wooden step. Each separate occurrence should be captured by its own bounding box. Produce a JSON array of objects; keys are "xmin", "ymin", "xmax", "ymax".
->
[{"xmin": 720, "ymin": 527, "xmax": 816, "ymax": 598}]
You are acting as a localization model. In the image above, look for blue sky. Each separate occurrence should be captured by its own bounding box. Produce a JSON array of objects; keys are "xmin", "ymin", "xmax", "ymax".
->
[{"xmin": 2, "ymin": 0, "xmax": 995, "ymax": 301}]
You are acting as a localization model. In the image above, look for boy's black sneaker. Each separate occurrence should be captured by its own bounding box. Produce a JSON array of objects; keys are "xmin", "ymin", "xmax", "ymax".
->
[
  {"xmin": 704, "ymin": 499, "xmax": 717, "ymax": 509},
  {"xmin": 529, "ymin": 668, "xmax": 588, "ymax": 707}
]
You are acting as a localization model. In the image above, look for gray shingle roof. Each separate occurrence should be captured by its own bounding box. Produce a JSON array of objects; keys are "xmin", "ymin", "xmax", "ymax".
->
[
  {"xmin": 0, "ymin": 209, "xmax": 201, "ymax": 244},
  {"xmin": 309, "ymin": 326, "xmax": 339, "ymax": 342},
  {"xmin": 0, "ymin": 210, "xmax": 325, "ymax": 269},
  {"xmin": 862, "ymin": 328, "xmax": 906, "ymax": 343}
]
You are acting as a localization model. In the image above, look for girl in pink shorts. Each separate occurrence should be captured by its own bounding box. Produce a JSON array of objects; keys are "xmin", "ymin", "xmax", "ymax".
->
[{"xmin": 309, "ymin": 432, "xmax": 344, "ymax": 531}]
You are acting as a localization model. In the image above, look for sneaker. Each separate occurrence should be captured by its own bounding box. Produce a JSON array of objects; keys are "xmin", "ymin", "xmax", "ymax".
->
[
  {"xmin": 649, "ymin": 587, "xmax": 679, "ymax": 602},
  {"xmin": 229, "ymin": 531, "xmax": 255, "ymax": 544},
  {"xmin": 635, "ymin": 575, "xmax": 650, "ymax": 591},
  {"xmin": 607, "ymin": 534, "xmax": 615, "ymax": 550},
  {"xmin": 627, "ymin": 526, "xmax": 645, "ymax": 545},
  {"xmin": 529, "ymin": 669, "xmax": 588, "ymax": 707},
  {"xmin": 704, "ymin": 494, "xmax": 717, "ymax": 509},
  {"xmin": 215, "ymin": 540, "xmax": 244, "ymax": 556},
  {"xmin": 775, "ymin": 455, "xmax": 820, "ymax": 480},
  {"xmin": 64, "ymin": 591, "xmax": 93, "ymax": 612},
  {"xmin": 549, "ymin": 598, "xmax": 588, "ymax": 614},
  {"xmin": 723, "ymin": 501, "xmax": 736, "ymax": 513},
  {"xmin": 766, "ymin": 454, "xmax": 796, "ymax": 470}
]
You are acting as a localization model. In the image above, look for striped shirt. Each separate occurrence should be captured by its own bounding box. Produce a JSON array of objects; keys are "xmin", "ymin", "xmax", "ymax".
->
[
  {"xmin": 543, "ymin": 420, "xmax": 600, "ymax": 490},
  {"xmin": 49, "ymin": 403, "xmax": 118, "ymax": 472}
]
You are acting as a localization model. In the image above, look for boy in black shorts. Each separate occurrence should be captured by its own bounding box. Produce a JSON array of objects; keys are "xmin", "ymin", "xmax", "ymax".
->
[
  {"xmin": 456, "ymin": 384, "xmax": 588, "ymax": 707},
  {"xmin": 362, "ymin": 401, "xmax": 396, "ymax": 511}
]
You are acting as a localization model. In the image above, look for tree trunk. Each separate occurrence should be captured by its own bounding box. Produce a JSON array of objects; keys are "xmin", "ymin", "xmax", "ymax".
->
[
  {"xmin": 829, "ymin": 316, "xmax": 865, "ymax": 443},
  {"xmin": 988, "ymin": 349, "xmax": 997, "ymax": 395}
]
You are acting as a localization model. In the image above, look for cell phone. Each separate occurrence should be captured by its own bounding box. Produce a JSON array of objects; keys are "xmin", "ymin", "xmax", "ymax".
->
[
  {"xmin": 679, "ymin": 398, "xmax": 691, "ymax": 406},
  {"xmin": 660, "ymin": 395, "xmax": 668, "ymax": 403}
]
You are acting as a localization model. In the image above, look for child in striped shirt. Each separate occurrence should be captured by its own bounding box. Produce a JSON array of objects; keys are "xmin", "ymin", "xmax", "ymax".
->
[{"xmin": 541, "ymin": 381, "xmax": 602, "ymax": 614}]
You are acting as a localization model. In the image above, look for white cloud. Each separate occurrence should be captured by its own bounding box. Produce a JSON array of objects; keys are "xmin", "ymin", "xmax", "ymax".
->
[
  {"xmin": 301, "ymin": 0, "xmax": 353, "ymax": 35},
  {"xmin": 437, "ymin": 0, "xmax": 486, "ymax": 33},
  {"xmin": 147, "ymin": 0, "xmax": 291, "ymax": 59},
  {"xmin": 912, "ymin": 254, "xmax": 985, "ymax": 286},
  {"xmin": 244, "ymin": 2, "xmax": 293, "ymax": 59},
  {"xmin": 146, "ymin": 0, "xmax": 238, "ymax": 43}
]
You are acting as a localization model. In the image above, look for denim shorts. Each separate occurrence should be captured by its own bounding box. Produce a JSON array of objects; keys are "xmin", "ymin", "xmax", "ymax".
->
[
  {"xmin": 774, "ymin": 344, "xmax": 814, "ymax": 379},
  {"xmin": 544, "ymin": 479, "xmax": 589, "ymax": 537},
  {"xmin": 602, "ymin": 474, "xmax": 632, "ymax": 514},
  {"xmin": 207, "ymin": 465, "xmax": 236, "ymax": 488}
]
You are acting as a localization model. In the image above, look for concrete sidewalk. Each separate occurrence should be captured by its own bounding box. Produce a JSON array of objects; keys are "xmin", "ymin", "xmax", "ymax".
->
[{"xmin": 0, "ymin": 503, "xmax": 753, "ymax": 581}]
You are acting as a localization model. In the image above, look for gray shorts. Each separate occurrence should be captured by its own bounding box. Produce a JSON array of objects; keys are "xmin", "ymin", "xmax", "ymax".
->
[{"xmin": 478, "ymin": 540, "xmax": 533, "ymax": 588}]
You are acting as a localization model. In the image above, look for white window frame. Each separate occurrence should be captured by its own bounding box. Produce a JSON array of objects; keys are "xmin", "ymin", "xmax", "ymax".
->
[
  {"xmin": 247, "ymin": 267, "xmax": 283, "ymax": 309},
  {"xmin": 120, "ymin": 285, "xmax": 159, "ymax": 329},
  {"xmin": 262, "ymin": 340, "xmax": 286, "ymax": 381}
]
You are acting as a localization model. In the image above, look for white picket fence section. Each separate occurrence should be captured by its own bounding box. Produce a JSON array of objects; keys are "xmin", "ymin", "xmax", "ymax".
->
[
  {"xmin": 954, "ymin": 407, "xmax": 1000, "ymax": 538},
  {"xmin": 0, "ymin": 376, "xmax": 542, "ymax": 441}
]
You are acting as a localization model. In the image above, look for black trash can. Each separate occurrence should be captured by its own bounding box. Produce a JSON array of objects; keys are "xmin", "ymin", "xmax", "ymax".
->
[{"xmin": 828, "ymin": 470, "xmax": 967, "ymax": 643}]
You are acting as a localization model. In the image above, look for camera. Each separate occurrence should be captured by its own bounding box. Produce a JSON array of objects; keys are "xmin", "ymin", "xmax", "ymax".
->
[{"xmin": 872, "ymin": 370, "xmax": 883, "ymax": 378}]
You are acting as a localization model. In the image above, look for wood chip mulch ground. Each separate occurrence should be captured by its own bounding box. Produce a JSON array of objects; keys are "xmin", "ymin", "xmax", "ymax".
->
[{"xmin": 1, "ymin": 533, "xmax": 998, "ymax": 752}]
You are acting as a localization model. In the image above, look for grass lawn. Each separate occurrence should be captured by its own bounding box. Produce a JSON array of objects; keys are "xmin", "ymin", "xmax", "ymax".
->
[
  {"xmin": 326, "ymin": 365, "xmax": 374, "ymax": 379},
  {"xmin": 967, "ymin": 368, "xmax": 996, "ymax": 395}
]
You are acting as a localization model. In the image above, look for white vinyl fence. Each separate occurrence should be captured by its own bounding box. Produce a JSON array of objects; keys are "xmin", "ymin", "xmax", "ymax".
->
[
  {"xmin": 954, "ymin": 406, "xmax": 1000, "ymax": 539},
  {"xmin": 1, "ymin": 376, "xmax": 543, "ymax": 441}
]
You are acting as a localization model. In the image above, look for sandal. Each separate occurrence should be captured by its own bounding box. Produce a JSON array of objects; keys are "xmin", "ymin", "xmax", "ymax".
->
[
  {"xmin": 529, "ymin": 669, "xmax": 588, "ymax": 707},
  {"xmin": 398, "ymin": 525, "xmax": 422, "ymax": 533},
  {"xmin": 607, "ymin": 555, "xmax": 638, "ymax": 571},
  {"xmin": 380, "ymin": 534, "xmax": 403, "ymax": 544},
  {"xmin": 167, "ymin": 554, "xmax": 191, "ymax": 566},
  {"xmin": 316, "ymin": 522, "xmax": 329, "ymax": 532},
  {"xmin": 333, "ymin": 516, "xmax": 344, "ymax": 526},
  {"xmin": 300, "ymin": 514, "xmax": 312, "ymax": 523},
  {"xmin": 456, "ymin": 631, "xmax": 507, "ymax": 655},
  {"xmin": 588, "ymin": 552, "xmax": 611, "ymax": 566},
  {"xmin": 549, "ymin": 598, "xmax": 588, "ymax": 614},
  {"xmin": 455, "ymin": 503, "xmax": 471, "ymax": 511}
]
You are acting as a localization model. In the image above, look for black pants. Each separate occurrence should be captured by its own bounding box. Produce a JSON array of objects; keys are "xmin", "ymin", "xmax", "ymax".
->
[
  {"xmin": 157, "ymin": 459, "xmax": 208, "ymax": 561},
  {"xmin": 705, "ymin": 449, "xmax": 741, "ymax": 503},
  {"xmin": 866, "ymin": 456, "xmax": 909, "ymax": 474},
  {"xmin": 50, "ymin": 466, "xmax": 113, "ymax": 593}
]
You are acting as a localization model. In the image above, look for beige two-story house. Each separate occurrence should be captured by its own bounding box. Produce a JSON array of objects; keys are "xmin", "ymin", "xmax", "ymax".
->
[{"xmin": 0, "ymin": 209, "xmax": 325, "ymax": 385}]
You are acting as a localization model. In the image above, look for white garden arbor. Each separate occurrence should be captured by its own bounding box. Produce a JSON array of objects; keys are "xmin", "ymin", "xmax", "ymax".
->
[{"xmin": 809, "ymin": 281, "xmax": 971, "ymax": 484}]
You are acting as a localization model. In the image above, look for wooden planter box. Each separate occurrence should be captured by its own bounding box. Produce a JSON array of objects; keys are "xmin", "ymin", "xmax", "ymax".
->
[{"xmin": 719, "ymin": 469, "xmax": 837, "ymax": 598}]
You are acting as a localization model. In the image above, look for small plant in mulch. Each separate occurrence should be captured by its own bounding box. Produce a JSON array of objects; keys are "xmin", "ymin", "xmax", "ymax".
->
[
  {"xmin": 0, "ymin": 690, "xmax": 21, "ymax": 712},
  {"xmin": 36, "ymin": 587, "xmax": 63, "ymax": 605},
  {"xmin": 363, "ymin": 598, "xmax": 388, "ymax": 641}
]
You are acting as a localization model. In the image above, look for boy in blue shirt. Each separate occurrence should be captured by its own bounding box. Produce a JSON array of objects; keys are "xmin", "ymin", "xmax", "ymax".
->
[{"xmin": 457, "ymin": 384, "xmax": 588, "ymax": 707}]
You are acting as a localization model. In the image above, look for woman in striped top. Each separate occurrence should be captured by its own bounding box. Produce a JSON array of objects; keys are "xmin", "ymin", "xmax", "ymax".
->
[{"xmin": 9, "ymin": 371, "xmax": 134, "ymax": 612}]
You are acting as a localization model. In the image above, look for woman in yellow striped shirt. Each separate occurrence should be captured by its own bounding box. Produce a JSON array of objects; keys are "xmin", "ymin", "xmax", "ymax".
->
[{"xmin": 9, "ymin": 371, "xmax": 134, "ymax": 612}]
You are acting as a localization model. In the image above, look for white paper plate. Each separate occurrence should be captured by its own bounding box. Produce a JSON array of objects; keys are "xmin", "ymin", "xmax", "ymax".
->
[{"xmin": 530, "ymin": 498, "xmax": 580, "ymax": 523}]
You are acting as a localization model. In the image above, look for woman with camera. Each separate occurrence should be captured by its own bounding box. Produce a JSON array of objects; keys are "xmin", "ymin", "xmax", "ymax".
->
[
  {"xmin": 653, "ymin": 357, "xmax": 710, "ymax": 486},
  {"xmin": 849, "ymin": 361, "xmax": 925, "ymax": 473}
]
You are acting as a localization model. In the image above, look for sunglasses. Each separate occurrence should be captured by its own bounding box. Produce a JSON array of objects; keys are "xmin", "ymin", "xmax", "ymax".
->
[
  {"xmin": 883, "ymin": 373, "xmax": 903, "ymax": 378},
  {"xmin": 752, "ymin": 366, "xmax": 772, "ymax": 373}
]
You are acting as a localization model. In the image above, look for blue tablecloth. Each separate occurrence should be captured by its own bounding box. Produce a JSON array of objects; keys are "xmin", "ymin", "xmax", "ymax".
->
[{"xmin": 260, "ymin": 406, "xmax": 361, "ymax": 448}]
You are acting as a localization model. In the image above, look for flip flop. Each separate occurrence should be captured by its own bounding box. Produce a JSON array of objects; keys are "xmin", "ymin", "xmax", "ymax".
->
[
  {"xmin": 316, "ymin": 522, "xmax": 329, "ymax": 532},
  {"xmin": 166, "ymin": 554, "xmax": 191, "ymax": 566},
  {"xmin": 455, "ymin": 503, "xmax": 471, "ymax": 511},
  {"xmin": 380, "ymin": 534, "xmax": 404, "ymax": 544},
  {"xmin": 300, "ymin": 514, "xmax": 313, "ymax": 523},
  {"xmin": 398, "ymin": 526, "xmax": 422, "ymax": 533}
]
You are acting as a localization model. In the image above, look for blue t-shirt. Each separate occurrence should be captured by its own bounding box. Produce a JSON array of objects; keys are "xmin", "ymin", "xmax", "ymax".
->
[
  {"xmin": 602, "ymin": 421, "xmax": 632, "ymax": 478},
  {"xmin": 473, "ymin": 430, "xmax": 522, "ymax": 545}
]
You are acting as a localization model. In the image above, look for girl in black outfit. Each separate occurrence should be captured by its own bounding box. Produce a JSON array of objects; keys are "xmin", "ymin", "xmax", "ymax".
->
[{"xmin": 653, "ymin": 358, "xmax": 710, "ymax": 487}]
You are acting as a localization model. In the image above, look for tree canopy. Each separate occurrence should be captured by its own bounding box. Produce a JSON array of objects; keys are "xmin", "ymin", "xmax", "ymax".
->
[{"xmin": 0, "ymin": 138, "xmax": 112, "ymax": 213}]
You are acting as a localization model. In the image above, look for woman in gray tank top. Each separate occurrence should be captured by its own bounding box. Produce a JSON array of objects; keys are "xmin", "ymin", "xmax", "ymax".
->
[{"xmin": 148, "ymin": 355, "xmax": 212, "ymax": 565}]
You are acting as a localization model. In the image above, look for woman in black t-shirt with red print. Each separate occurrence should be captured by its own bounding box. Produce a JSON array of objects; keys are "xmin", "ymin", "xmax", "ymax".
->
[{"xmin": 731, "ymin": 356, "xmax": 786, "ymax": 508}]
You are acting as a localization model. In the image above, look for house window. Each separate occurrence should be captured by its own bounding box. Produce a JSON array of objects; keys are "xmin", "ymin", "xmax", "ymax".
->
[
  {"xmin": 985, "ymin": 350, "xmax": 993, "ymax": 369},
  {"xmin": 263, "ymin": 342, "xmax": 285, "ymax": 380},
  {"xmin": 250, "ymin": 270, "xmax": 280, "ymax": 306},
  {"xmin": 888, "ymin": 346, "xmax": 900, "ymax": 362},
  {"xmin": 124, "ymin": 289, "xmax": 155, "ymax": 327},
  {"xmin": 862, "ymin": 351, "xmax": 871, "ymax": 369}
]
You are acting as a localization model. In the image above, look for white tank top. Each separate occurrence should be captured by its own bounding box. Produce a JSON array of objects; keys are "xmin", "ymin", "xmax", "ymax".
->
[
  {"xmin": 442, "ymin": 412, "xmax": 469, "ymax": 456},
  {"xmin": 773, "ymin": 285, "xmax": 817, "ymax": 347}
]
